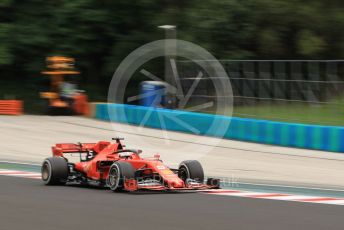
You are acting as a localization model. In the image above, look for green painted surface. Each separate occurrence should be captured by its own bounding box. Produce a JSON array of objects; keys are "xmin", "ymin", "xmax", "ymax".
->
[{"xmin": 0, "ymin": 162, "xmax": 40, "ymax": 172}]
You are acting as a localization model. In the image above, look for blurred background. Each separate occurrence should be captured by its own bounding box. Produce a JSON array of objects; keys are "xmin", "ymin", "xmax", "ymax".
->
[{"xmin": 0, "ymin": 0, "xmax": 344, "ymax": 125}]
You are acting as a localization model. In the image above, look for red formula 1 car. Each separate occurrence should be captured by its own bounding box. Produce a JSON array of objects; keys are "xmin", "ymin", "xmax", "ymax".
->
[{"xmin": 41, "ymin": 138, "xmax": 220, "ymax": 192}]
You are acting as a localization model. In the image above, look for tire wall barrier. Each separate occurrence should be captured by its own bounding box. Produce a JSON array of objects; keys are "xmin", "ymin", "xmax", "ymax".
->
[{"xmin": 92, "ymin": 103, "xmax": 344, "ymax": 153}]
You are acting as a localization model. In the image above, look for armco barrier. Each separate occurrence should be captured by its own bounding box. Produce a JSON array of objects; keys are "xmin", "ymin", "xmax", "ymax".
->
[
  {"xmin": 0, "ymin": 100, "xmax": 23, "ymax": 115},
  {"xmin": 94, "ymin": 103, "xmax": 344, "ymax": 153}
]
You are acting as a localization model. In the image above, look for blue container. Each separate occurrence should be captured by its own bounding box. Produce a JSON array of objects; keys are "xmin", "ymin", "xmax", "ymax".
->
[{"xmin": 139, "ymin": 81, "xmax": 167, "ymax": 107}]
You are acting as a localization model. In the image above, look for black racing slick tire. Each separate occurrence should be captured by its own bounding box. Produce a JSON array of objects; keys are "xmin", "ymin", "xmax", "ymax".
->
[
  {"xmin": 41, "ymin": 157, "xmax": 69, "ymax": 185},
  {"xmin": 107, "ymin": 161, "xmax": 135, "ymax": 192},
  {"xmin": 178, "ymin": 160, "xmax": 204, "ymax": 184}
]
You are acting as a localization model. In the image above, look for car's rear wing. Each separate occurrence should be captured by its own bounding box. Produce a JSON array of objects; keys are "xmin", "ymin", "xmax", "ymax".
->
[{"xmin": 52, "ymin": 142, "xmax": 110, "ymax": 157}]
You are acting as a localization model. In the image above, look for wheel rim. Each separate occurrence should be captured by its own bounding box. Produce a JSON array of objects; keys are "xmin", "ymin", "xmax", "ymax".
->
[
  {"xmin": 178, "ymin": 165, "xmax": 189, "ymax": 182},
  {"xmin": 41, "ymin": 162, "xmax": 50, "ymax": 181},
  {"xmin": 107, "ymin": 166, "xmax": 120, "ymax": 190}
]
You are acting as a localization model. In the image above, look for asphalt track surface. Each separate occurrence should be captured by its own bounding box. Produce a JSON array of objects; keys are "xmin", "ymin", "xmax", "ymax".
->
[{"xmin": 1, "ymin": 176, "xmax": 343, "ymax": 230}]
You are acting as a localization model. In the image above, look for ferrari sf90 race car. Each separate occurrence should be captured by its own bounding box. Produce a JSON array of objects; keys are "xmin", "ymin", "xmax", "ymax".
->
[{"xmin": 41, "ymin": 138, "xmax": 220, "ymax": 192}]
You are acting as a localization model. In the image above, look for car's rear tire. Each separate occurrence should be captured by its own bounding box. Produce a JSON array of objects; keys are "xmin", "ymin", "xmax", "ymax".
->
[
  {"xmin": 178, "ymin": 160, "xmax": 204, "ymax": 184},
  {"xmin": 41, "ymin": 157, "xmax": 69, "ymax": 185},
  {"xmin": 107, "ymin": 161, "xmax": 135, "ymax": 192}
]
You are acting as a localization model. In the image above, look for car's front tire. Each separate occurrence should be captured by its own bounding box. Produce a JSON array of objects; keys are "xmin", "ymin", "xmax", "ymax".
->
[
  {"xmin": 178, "ymin": 160, "xmax": 204, "ymax": 184},
  {"xmin": 41, "ymin": 157, "xmax": 69, "ymax": 185},
  {"xmin": 107, "ymin": 162, "xmax": 135, "ymax": 192}
]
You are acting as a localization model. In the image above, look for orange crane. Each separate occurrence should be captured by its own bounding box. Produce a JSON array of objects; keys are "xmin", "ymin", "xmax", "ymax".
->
[{"xmin": 40, "ymin": 56, "xmax": 89, "ymax": 115}]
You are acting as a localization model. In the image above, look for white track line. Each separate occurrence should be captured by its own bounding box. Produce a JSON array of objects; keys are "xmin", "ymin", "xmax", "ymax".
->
[
  {"xmin": 203, "ymin": 189, "xmax": 344, "ymax": 205},
  {"xmin": 0, "ymin": 170, "xmax": 41, "ymax": 178}
]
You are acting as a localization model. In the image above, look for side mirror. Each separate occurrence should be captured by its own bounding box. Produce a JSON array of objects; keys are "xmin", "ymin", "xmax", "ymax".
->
[{"xmin": 154, "ymin": 154, "xmax": 160, "ymax": 159}]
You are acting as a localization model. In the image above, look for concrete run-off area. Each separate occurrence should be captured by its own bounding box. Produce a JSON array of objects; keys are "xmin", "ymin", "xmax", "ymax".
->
[{"xmin": 1, "ymin": 115, "xmax": 344, "ymax": 189}]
